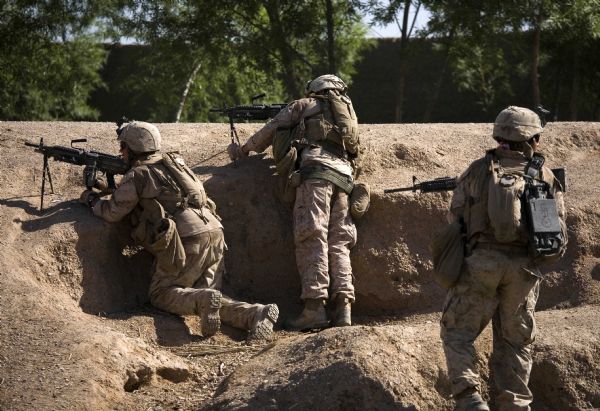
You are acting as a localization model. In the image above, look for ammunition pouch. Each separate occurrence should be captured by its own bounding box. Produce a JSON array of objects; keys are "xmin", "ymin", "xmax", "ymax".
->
[
  {"xmin": 429, "ymin": 221, "xmax": 465, "ymax": 289},
  {"xmin": 349, "ymin": 182, "xmax": 370, "ymax": 220},
  {"xmin": 273, "ymin": 128, "xmax": 300, "ymax": 207},
  {"xmin": 131, "ymin": 199, "xmax": 186, "ymax": 273}
]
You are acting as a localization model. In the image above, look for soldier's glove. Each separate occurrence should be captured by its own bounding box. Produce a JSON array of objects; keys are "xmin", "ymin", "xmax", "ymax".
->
[
  {"xmin": 227, "ymin": 143, "xmax": 246, "ymax": 161},
  {"xmin": 79, "ymin": 189, "xmax": 100, "ymax": 208}
]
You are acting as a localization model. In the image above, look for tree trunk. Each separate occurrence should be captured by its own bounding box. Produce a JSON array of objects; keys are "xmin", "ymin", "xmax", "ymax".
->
[
  {"xmin": 394, "ymin": 0, "xmax": 413, "ymax": 123},
  {"xmin": 265, "ymin": 0, "xmax": 301, "ymax": 99},
  {"xmin": 569, "ymin": 55, "xmax": 580, "ymax": 120},
  {"xmin": 325, "ymin": 0, "xmax": 336, "ymax": 73},
  {"xmin": 551, "ymin": 66, "xmax": 562, "ymax": 121},
  {"xmin": 174, "ymin": 60, "xmax": 202, "ymax": 123},
  {"xmin": 423, "ymin": 30, "xmax": 453, "ymax": 123},
  {"xmin": 530, "ymin": 13, "xmax": 542, "ymax": 108}
]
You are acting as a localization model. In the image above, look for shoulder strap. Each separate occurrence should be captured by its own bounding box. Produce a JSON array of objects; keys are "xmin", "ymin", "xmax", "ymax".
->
[{"xmin": 525, "ymin": 153, "xmax": 545, "ymax": 179}]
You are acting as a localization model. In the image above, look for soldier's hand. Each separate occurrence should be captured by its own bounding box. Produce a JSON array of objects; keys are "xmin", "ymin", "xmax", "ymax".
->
[
  {"xmin": 79, "ymin": 189, "xmax": 100, "ymax": 208},
  {"xmin": 82, "ymin": 166, "xmax": 108, "ymax": 190},
  {"xmin": 91, "ymin": 177, "xmax": 109, "ymax": 190},
  {"xmin": 227, "ymin": 143, "xmax": 246, "ymax": 161}
]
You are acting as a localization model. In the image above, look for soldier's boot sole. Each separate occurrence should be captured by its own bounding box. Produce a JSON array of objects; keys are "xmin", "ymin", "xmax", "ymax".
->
[
  {"xmin": 247, "ymin": 304, "xmax": 279, "ymax": 342},
  {"xmin": 199, "ymin": 289, "xmax": 222, "ymax": 337}
]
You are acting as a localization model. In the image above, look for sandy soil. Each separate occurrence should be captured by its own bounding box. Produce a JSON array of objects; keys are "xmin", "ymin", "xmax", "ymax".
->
[{"xmin": 0, "ymin": 120, "xmax": 599, "ymax": 410}]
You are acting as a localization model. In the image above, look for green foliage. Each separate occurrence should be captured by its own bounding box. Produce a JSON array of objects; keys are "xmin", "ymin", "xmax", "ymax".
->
[
  {"xmin": 110, "ymin": 0, "xmax": 370, "ymax": 121},
  {"xmin": 423, "ymin": 0, "xmax": 600, "ymax": 116},
  {"xmin": 0, "ymin": 1, "xmax": 114, "ymax": 120},
  {"xmin": 450, "ymin": 44, "xmax": 512, "ymax": 111}
]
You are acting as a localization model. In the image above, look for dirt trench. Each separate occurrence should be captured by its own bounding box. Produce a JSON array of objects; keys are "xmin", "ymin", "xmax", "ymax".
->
[{"xmin": 0, "ymin": 121, "xmax": 599, "ymax": 410}]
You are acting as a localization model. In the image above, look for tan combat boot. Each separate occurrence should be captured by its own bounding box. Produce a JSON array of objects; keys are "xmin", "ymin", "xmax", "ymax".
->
[
  {"xmin": 197, "ymin": 289, "xmax": 222, "ymax": 337},
  {"xmin": 332, "ymin": 295, "xmax": 351, "ymax": 327},
  {"xmin": 247, "ymin": 304, "xmax": 279, "ymax": 342},
  {"xmin": 286, "ymin": 298, "xmax": 329, "ymax": 331},
  {"xmin": 453, "ymin": 387, "xmax": 489, "ymax": 411}
]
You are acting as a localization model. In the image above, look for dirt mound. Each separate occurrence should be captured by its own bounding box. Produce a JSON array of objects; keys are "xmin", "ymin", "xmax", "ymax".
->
[
  {"xmin": 0, "ymin": 121, "xmax": 599, "ymax": 410},
  {"xmin": 205, "ymin": 306, "xmax": 600, "ymax": 411}
]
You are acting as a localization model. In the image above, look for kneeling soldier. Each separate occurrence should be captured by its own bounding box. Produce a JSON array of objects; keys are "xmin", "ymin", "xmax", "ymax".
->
[{"xmin": 81, "ymin": 121, "xmax": 278, "ymax": 341}]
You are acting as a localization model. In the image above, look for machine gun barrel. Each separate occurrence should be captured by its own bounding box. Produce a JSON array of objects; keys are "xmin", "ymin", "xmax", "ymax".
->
[{"xmin": 24, "ymin": 138, "xmax": 128, "ymax": 211}]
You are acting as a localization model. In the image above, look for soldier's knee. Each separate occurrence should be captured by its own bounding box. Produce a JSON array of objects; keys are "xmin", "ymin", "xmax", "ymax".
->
[{"xmin": 501, "ymin": 308, "xmax": 536, "ymax": 346}]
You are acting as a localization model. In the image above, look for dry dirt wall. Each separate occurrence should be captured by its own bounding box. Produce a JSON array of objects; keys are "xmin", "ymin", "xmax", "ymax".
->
[
  {"xmin": 204, "ymin": 306, "xmax": 600, "ymax": 411},
  {"xmin": 1, "ymin": 121, "xmax": 599, "ymax": 410},
  {"xmin": 1, "ymin": 121, "xmax": 600, "ymax": 317}
]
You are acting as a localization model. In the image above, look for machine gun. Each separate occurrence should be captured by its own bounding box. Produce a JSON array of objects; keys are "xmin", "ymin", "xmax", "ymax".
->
[
  {"xmin": 210, "ymin": 93, "xmax": 288, "ymax": 146},
  {"xmin": 25, "ymin": 138, "xmax": 129, "ymax": 211},
  {"xmin": 384, "ymin": 176, "xmax": 457, "ymax": 194}
]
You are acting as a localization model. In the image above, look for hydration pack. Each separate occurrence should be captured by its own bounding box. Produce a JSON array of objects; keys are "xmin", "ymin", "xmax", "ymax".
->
[{"xmin": 487, "ymin": 160, "xmax": 527, "ymax": 243}]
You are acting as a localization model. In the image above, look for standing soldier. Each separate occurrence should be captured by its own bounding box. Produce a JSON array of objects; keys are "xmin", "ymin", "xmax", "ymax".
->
[
  {"xmin": 228, "ymin": 74, "xmax": 368, "ymax": 330},
  {"xmin": 441, "ymin": 106, "xmax": 567, "ymax": 410},
  {"xmin": 80, "ymin": 121, "xmax": 278, "ymax": 341}
]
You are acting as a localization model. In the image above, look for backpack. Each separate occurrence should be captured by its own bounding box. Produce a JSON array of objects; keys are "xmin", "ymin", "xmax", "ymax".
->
[
  {"xmin": 487, "ymin": 158, "xmax": 528, "ymax": 243},
  {"xmin": 161, "ymin": 151, "xmax": 208, "ymax": 209},
  {"xmin": 303, "ymin": 90, "xmax": 360, "ymax": 157}
]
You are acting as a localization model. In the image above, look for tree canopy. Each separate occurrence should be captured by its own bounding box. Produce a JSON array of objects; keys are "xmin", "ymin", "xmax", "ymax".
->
[{"xmin": 1, "ymin": 0, "xmax": 599, "ymax": 122}]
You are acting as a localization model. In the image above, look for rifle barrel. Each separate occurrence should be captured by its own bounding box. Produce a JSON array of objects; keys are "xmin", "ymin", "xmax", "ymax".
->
[{"xmin": 383, "ymin": 187, "xmax": 415, "ymax": 194}]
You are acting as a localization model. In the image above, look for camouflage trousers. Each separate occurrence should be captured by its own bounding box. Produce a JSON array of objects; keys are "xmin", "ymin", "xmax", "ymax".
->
[
  {"xmin": 440, "ymin": 247, "xmax": 541, "ymax": 411},
  {"xmin": 293, "ymin": 179, "xmax": 357, "ymax": 302},
  {"xmin": 149, "ymin": 228, "xmax": 264, "ymax": 331}
]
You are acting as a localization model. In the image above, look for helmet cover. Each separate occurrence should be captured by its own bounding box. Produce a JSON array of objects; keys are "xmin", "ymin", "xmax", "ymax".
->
[{"xmin": 493, "ymin": 106, "xmax": 543, "ymax": 142}]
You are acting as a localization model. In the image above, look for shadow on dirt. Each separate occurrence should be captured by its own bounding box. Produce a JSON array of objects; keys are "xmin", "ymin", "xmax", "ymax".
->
[
  {"xmin": 194, "ymin": 154, "xmax": 303, "ymax": 317},
  {"xmin": 3, "ymin": 196, "xmax": 200, "ymax": 346},
  {"xmin": 211, "ymin": 361, "xmax": 403, "ymax": 411},
  {"xmin": 1, "ymin": 197, "xmax": 78, "ymax": 224}
]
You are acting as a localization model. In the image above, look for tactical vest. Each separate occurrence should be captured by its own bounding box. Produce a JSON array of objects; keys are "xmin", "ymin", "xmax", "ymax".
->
[
  {"xmin": 271, "ymin": 93, "xmax": 360, "ymax": 205},
  {"xmin": 137, "ymin": 153, "xmax": 213, "ymax": 221},
  {"xmin": 464, "ymin": 150, "xmax": 565, "ymax": 259}
]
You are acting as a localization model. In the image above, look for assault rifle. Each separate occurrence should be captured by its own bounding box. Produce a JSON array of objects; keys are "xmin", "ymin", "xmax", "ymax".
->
[
  {"xmin": 384, "ymin": 176, "xmax": 457, "ymax": 194},
  {"xmin": 25, "ymin": 138, "xmax": 129, "ymax": 211},
  {"xmin": 210, "ymin": 93, "xmax": 288, "ymax": 146}
]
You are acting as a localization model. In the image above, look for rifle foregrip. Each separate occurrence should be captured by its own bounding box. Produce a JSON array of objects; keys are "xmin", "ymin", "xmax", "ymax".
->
[{"xmin": 420, "ymin": 178, "xmax": 457, "ymax": 193}]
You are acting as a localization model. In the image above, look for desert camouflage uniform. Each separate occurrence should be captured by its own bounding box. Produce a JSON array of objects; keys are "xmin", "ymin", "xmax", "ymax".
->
[
  {"xmin": 93, "ymin": 153, "xmax": 267, "ymax": 331},
  {"xmin": 442, "ymin": 148, "xmax": 566, "ymax": 410},
  {"xmin": 243, "ymin": 98, "xmax": 357, "ymax": 302}
]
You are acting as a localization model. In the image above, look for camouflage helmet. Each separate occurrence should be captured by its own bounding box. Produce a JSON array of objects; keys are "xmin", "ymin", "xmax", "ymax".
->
[
  {"xmin": 305, "ymin": 74, "xmax": 347, "ymax": 95},
  {"xmin": 493, "ymin": 106, "xmax": 543, "ymax": 142},
  {"xmin": 117, "ymin": 121, "xmax": 162, "ymax": 153}
]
